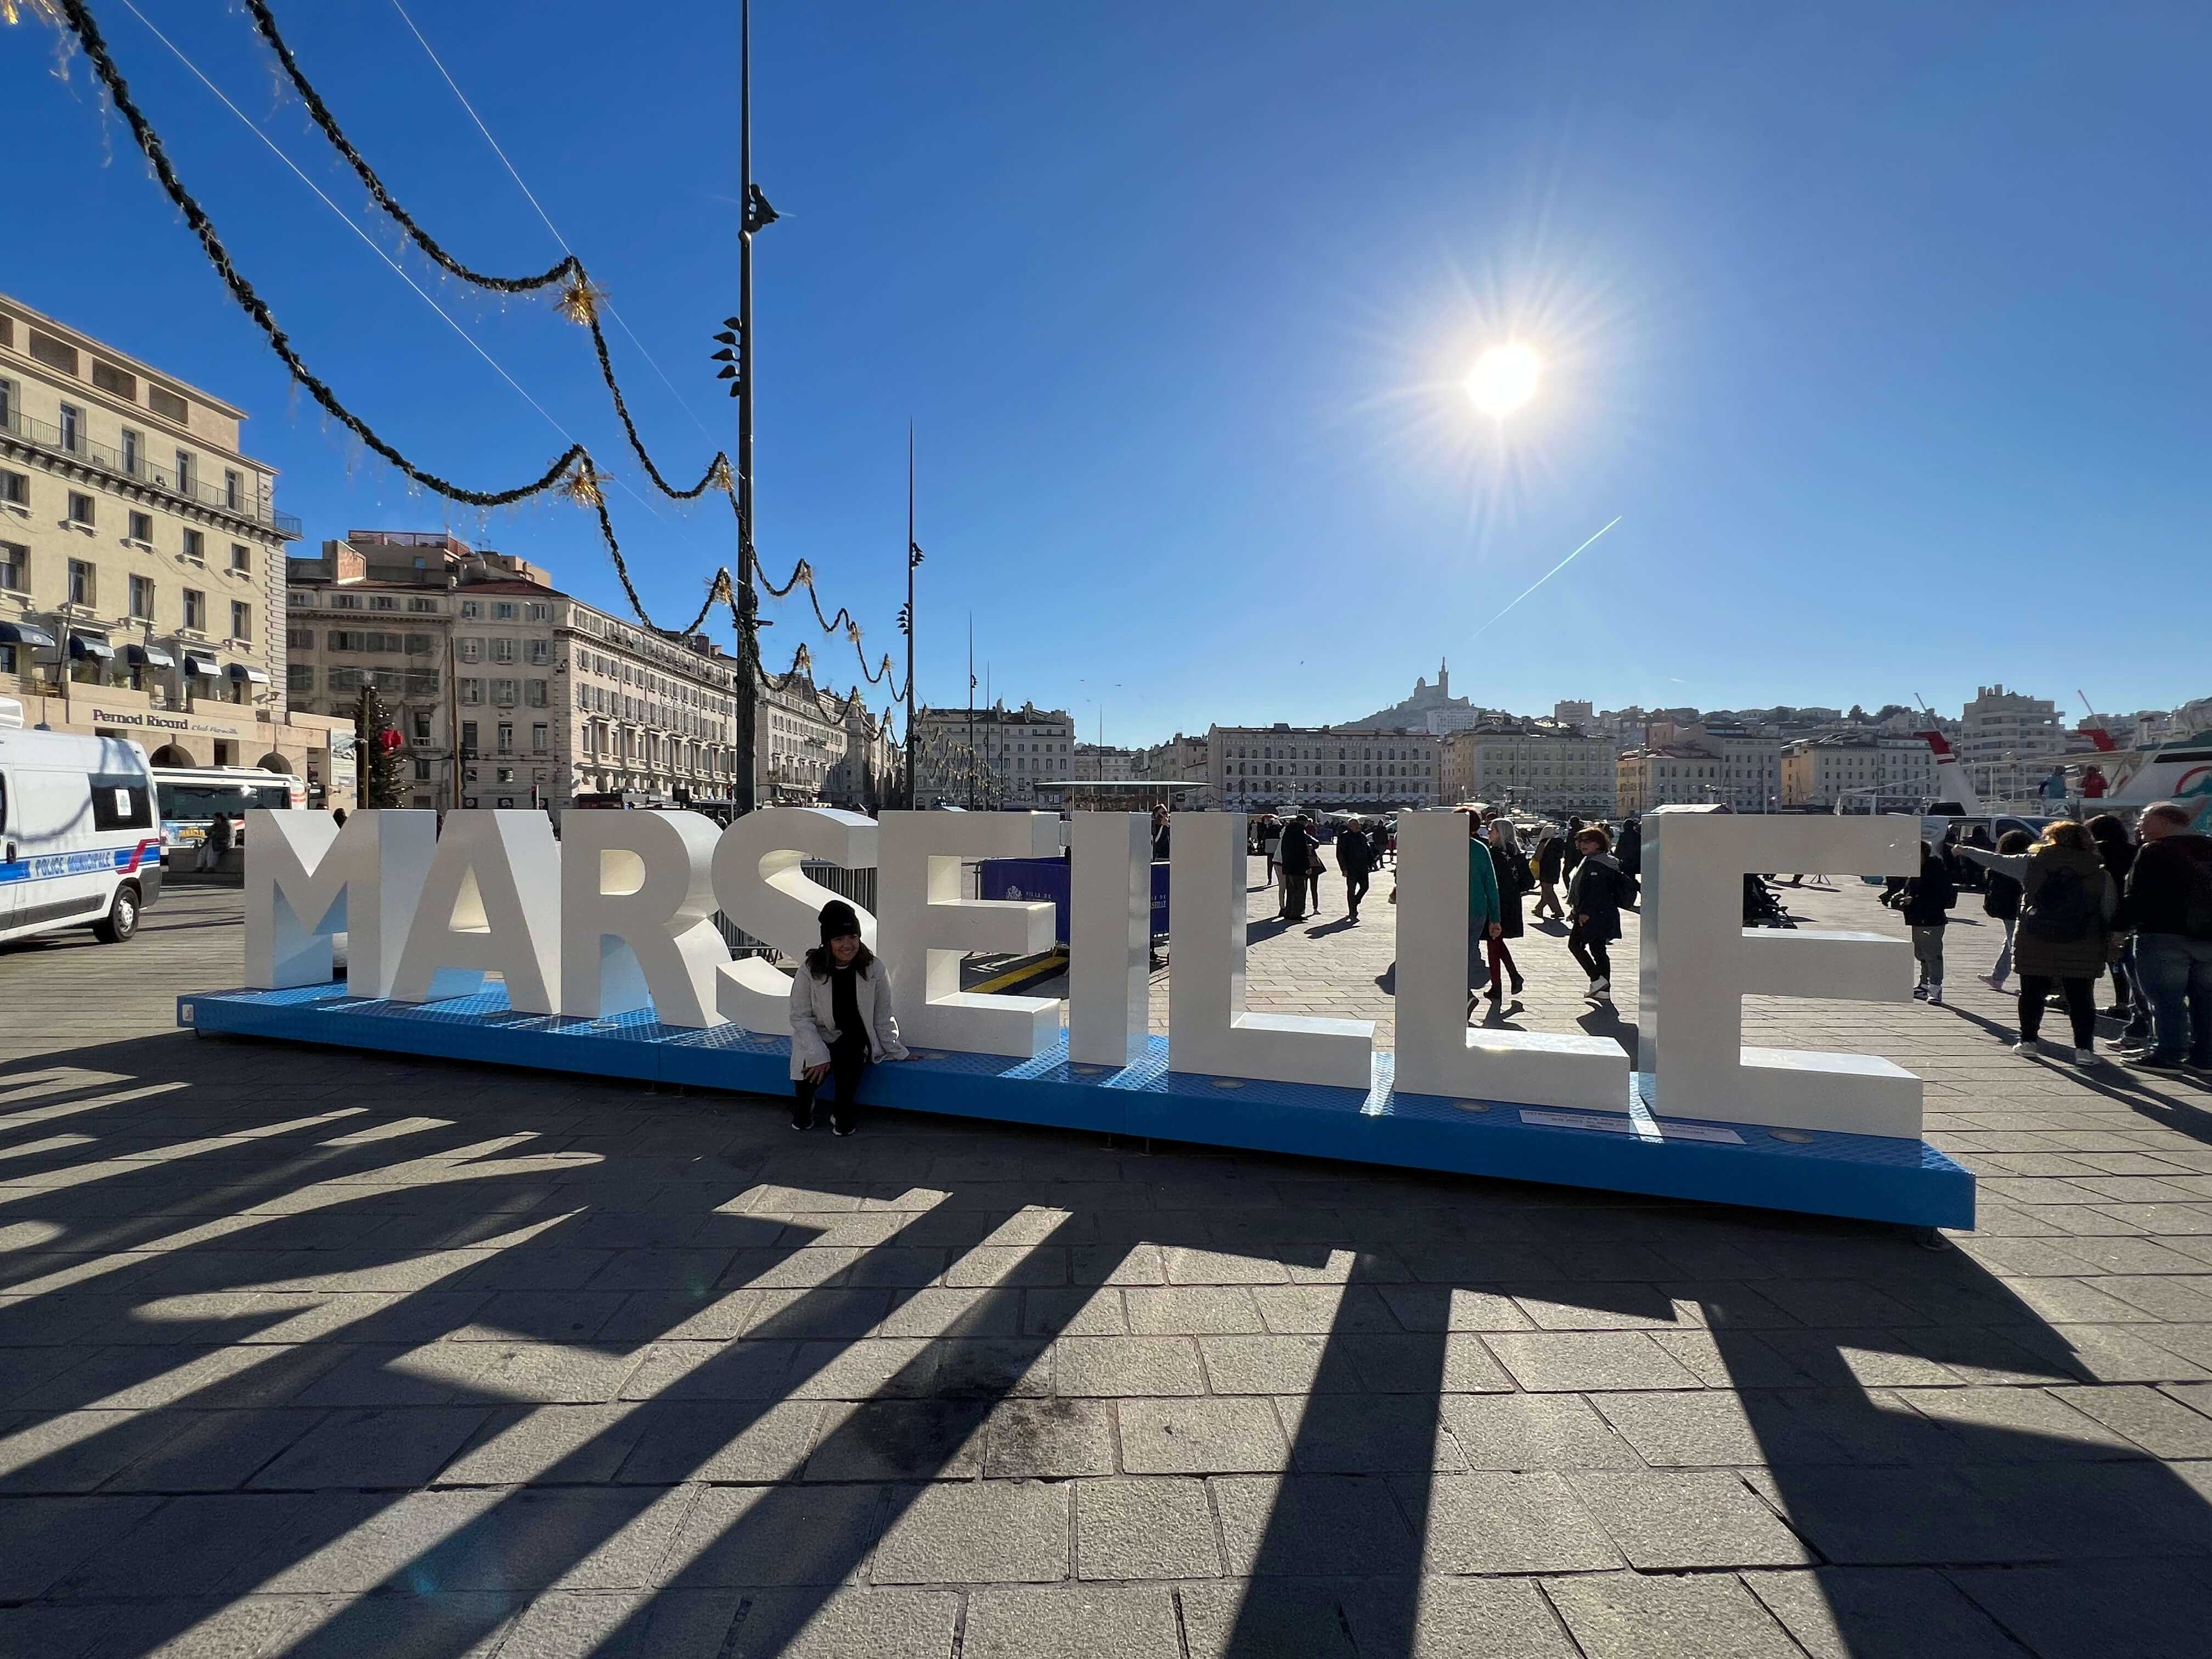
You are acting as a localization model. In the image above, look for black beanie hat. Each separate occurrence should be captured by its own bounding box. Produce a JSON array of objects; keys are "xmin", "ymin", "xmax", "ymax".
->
[{"xmin": 818, "ymin": 900, "xmax": 861, "ymax": 946}]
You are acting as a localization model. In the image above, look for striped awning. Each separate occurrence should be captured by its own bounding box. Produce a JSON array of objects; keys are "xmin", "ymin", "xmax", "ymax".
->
[
  {"xmin": 0, "ymin": 620, "xmax": 58, "ymax": 649},
  {"xmin": 229, "ymin": 663, "xmax": 271, "ymax": 685},
  {"xmin": 68, "ymin": 633, "xmax": 114, "ymax": 662},
  {"xmin": 125, "ymin": 644, "xmax": 176, "ymax": 669},
  {"xmin": 182, "ymin": 653, "xmax": 222, "ymax": 678}
]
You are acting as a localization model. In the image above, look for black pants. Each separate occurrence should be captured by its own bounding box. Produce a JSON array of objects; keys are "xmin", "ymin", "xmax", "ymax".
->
[
  {"xmin": 1307, "ymin": 867, "xmax": 1322, "ymax": 911},
  {"xmin": 1568, "ymin": 926, "xmax": 1611, "ymax": 983},
  {"xmin": 2018, "ymin": 974, "xmax": 2096, "ymax": 1048},
  {"xmin": 1280, "ymin": 866, "xmax": 1307, "ymax": 920},
  {"xmin": 794, "ymin": 1035, "xmax": 869, "ymax": 1128},
  {"xmin": 1344, "ymin": 870, "xmax": 1370, "ymax": 914}
]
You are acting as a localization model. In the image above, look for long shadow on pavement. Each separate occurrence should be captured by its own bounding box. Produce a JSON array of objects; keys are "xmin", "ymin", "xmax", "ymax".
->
[{"xmin": 6, "ymin": 1036, "xmax": 2212, "ymax": 1656}]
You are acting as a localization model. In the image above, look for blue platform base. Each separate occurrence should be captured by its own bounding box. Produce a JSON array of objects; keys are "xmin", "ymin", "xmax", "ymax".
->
[{"xmin": 176, "ymin": 985, "xmax": 1973, "ymax": 1232}]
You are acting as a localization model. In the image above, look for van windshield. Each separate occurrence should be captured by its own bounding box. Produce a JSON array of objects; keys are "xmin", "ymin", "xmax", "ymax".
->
[{"xmin": 156, "ymin": 782, "xmax": 292, "ymax": 822}]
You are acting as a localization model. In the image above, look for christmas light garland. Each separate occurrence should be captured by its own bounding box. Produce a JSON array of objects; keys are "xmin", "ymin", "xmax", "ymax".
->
[{"xmin": 37, "ymin": 0, "xmax": 906, "ymax": 712}]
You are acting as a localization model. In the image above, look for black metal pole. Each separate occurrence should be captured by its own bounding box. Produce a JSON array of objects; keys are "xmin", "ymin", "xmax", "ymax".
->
[
  {"xmin": 731, "ymin": 0, "xmax": 761, "ymax": 814},
  {"xmin": 905, "ymin": 422, "xmax": 917, "ymax": 807}
]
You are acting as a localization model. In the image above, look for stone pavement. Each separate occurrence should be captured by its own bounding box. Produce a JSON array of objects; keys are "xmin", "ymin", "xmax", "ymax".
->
[{"xmin": 2, "ymin": 866, "xmax": 2211, "ymax": 1657}]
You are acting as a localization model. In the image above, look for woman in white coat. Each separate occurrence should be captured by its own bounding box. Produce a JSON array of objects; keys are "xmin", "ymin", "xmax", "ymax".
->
[{"xmin": 788, "ymin": 900, "xmax": 911, "ymax": 1136}]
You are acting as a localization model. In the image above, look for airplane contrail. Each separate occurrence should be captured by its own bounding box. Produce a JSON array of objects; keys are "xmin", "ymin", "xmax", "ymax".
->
[{"xmin": 1469, "ymin": 515, "xmax": 1623, "ymax": 638}]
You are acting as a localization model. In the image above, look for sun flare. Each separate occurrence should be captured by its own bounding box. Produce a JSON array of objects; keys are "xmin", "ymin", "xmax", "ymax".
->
[{"xmin": 1464, "ymin": 343, "xmax": 1540, "ymax": 419}]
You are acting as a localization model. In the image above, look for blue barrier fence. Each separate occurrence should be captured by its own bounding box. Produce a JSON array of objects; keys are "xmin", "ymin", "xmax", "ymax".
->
[{"xmin": 979, "ymin": 857, "xmax": 1170, "ymax": 946}]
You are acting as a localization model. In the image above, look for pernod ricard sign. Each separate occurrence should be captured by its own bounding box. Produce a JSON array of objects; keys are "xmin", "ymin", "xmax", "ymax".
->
[{"xmin": 230, "ymin": 808, "xmax": 1958, "ymax": 1224}]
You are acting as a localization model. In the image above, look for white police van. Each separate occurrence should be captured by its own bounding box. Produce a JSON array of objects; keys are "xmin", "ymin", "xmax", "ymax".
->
[{"xmin": 0, "ymin": 696, "xmax": 162, "ymax": 947}]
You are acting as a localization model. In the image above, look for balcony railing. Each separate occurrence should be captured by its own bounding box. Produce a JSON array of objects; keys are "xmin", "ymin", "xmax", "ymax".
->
[{"xmin": 0, "ymin": 405, "xmax": 303, "ymax": 539}]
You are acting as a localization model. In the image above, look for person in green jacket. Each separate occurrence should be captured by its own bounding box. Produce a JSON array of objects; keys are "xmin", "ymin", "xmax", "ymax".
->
[{"xmin": 1465, "ymin": 810, "xmax": 1503, "ymax": 1019}]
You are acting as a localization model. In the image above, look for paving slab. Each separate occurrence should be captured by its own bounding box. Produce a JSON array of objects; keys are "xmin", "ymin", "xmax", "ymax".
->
[
  {"xmin": 1567, "ymin": 1469, "xmax": 1817, "ymax": 1568},
  {"xmin": 1944, "ymin": 1560, "xmax": 2212, "ymax": 1659},
  {"xmin": 1341, "ymin": 1575, "xmax": 1583, "ymax": 1658},
  {"xmin": 1207, "ymin": 1474, "xmax": 1418, "ymax": 1577},
  {"xmin": 1441, "ymin": 1391, "xmax": 1645, "ymax": 1471},
  {"xmin": 1746, "ymin": 1566, "xmax": 2038, "ymax": 1658},
  {"xmin": 980, "ymin": 1396, "xmax": 1118, "ymax": 1477},
  {"xmin": 966, "ymin": 1584, "xmax": 1182, "ymax": 1659},
  {"xmin": 1543, "ymin": 1572, "xmax": 1807, "ymax": 1659},
  {"xmin": 1075, "ymin": 1476, "xmax": 1224, "ymax": 1578},
  {"xmin": 1408, "ymin": 1470, "xmax": 1623, "ymax": 1573},
  {"xmin": 1119, "ymin": 1397, "xmax": 1291, "ymax": 1474},
  {"xmin": 870, "ymin": 1479, "xmax": 1071, "ymax": 1584}
]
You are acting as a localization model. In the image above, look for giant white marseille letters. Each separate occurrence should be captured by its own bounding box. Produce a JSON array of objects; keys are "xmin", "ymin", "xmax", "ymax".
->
[
  {"xmin": 1391, "ymin": 810, "xmax": 1628, "ymax": 1108},
  {"xmin": 390, "ymin": 812, "xmax": 562, "ymax": 1013},
  {"xmin": 877, "ymin": 810, "xmax": 1062, "ymax": 1056},
  {"xmin": 560, "ymin": 809, "xmax": 727, "ymax": 1025},
  {"xmin": 710, "ymin": 806, "xmax": 880, "ymax": 1034},
  {"xmin": 1068, "ymin": 812, "xmax": 1153, "ymax": 1067},
  {"xmin": 1639, "ymin": 812, "xmax": 1920, "ymax": 1137},
  {"xmin": 244, "ymin": 809, "xmax": 435, "ymax": 996},
  {"xmin": 1167, "ymin": 812, "xmax": 1373, "ymax": 1087}
]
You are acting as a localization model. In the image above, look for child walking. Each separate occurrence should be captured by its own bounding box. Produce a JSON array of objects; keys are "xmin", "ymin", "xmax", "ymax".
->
[{"xmin": 1892, "ymin": 840, "xmax": 1958, "ymax": 1005}]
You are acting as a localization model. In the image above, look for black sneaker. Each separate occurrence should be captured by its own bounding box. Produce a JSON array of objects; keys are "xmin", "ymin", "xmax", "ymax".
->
[
  {"xmin": 2126, "ymin": 1054, "xmax": 2188, "ymax": 1074},
  {"xmin": 789, "ymin": 1104, "xmax": 814, "ymax": 1131},
  {"xmin": 831, "ymin": 1117, "xmax": 857, "ymax": 1137}
]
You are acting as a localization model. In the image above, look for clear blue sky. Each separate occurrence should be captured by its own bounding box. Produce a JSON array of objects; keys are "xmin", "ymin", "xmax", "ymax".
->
[{"xmin": 7, "ymin": 2, "xmax": 2209, "ymax": 744}]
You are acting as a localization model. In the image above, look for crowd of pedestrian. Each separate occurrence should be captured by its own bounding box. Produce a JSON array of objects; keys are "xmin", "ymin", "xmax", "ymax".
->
[
  {"xmin": 1947, "ymin": 802, "xmax": 2211, "ymax": 1071},
  {"xmin": 1244, "ymin": 805, "xmax": 1643, "ymax": 1013},
  {"xmin": 1238, "ymin": 795, "xmax": 2210, "ymax": 1066}
]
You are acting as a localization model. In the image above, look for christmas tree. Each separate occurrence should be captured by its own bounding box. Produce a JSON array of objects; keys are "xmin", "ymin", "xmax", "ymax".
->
[{"xmin": 352, "ymin": 684, "xmax": 406, "ymax": 808}]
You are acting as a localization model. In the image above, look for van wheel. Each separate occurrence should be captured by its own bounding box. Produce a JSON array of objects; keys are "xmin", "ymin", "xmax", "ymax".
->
[{"xmin": 94, "ymin": 885, "xmax": 140, "ymax": 944}]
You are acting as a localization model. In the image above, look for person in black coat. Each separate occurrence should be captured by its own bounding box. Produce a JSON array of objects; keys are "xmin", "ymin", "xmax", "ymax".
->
[
  {"xmin": 1277, "ymin": 816, "xmax": 1315, "ymax": 921},
  {"xmin": 1565, "ymin": 826, "xmax": 1631, "ymax": 999},
  {"xmin": 1887, "ymin": 841, "xmax": 1958, "ymax": 1004},
  {"xmin": 1533, "ymin": 825, "xmax": 1567, "ymax": 921},
  {"xmin": 1978, "ymin": 827, "xmax": 2032, "ymax": 992},
  {"xmin": 1335, "ymin": 819, "xmax": 1375, "ymax": 921},
  {"xmin": 1482, "ymin": 819, "xmax": 1531, "ymax": 1000},
  {"xmin": 1616, "ymin": 816, "xmax": 1643, "ymax": 879},
  {"xmin": 1562, "ymin": 817, "xmax": 1588, "ymax": 885},
  {"xmin": 2087, "ymin": 812, "xmax": 2137, "ymax": 1019}
]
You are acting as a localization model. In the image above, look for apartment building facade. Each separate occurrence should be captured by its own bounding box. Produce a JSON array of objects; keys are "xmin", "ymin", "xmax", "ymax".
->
[
  {"xmin": 825, "ymin": 690, "xmax": 903, "ymax": 812},
  {"xmin": 1615, "ymin": 744, "xmax": 1730, "ymax": 814},
  {"xmin": 1779, "ymin": 734, "xmax": 1938, "ymax": 811},
  {"xmin": 759, "ymin": 673, "xmax": 860, "ymax": 806},
  {"xmin": 1442, "ymin": 721, "xmax": 1617, "ymax": 816},
  {"xmin": 286, "ymin": 532, "xmax": 741, "ymax": 810},
  {"xmin": 1637, "ymin": 721, "xmax": 1785, "ymax": 813},
  {"xmin": 911, "ymin": 702, "xmax": 1074, "ymax": 807},
  {"xmin": 0, "ymin": 292, "xmax": 351, "ymax": 799},
  {"xmin": 1961, "ymin": 684, "xmax": 2065, "ymax": 802},
  {"xmin": 1071, "ymin": 743, "xmax": 1141, "ymax": 782},
  {"xmin": 1142, "ymin": 732, "xmax": 1210, "ymax": 785},
  {"xmin": 1209, "ymin": 723, "xmax": 1442, "ymax": 811}
]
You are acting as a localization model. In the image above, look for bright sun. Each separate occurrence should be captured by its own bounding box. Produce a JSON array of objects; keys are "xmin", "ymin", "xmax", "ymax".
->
[{"xmin": 1464, "ymin": 343, "xmax": 1540, "ymax": 419}]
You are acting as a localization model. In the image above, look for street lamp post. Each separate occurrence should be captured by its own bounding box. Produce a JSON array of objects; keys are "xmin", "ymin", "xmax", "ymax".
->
[
  {"xmin": 901, "ymin": 425, "xmax": 922, "ymax": 807},
  {"xmin": 727, "ymin": 0, "xmax": 775, "ymax": 816}
]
